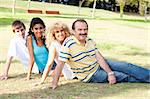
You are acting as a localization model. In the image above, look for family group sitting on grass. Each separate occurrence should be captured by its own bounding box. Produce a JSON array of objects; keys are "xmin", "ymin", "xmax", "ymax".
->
[{"xmin": 0, "ymin": 17, "xmax": 149, "ymax": 89}]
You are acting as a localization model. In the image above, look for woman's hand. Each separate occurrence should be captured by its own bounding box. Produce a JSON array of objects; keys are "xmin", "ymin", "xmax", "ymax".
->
[{"xmin": 26, "ymin": 74, "xmax": 31, "ymax": 80}]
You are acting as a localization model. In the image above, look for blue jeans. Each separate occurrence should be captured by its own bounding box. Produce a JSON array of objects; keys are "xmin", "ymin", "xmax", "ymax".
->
[{"xmin": 88, "ymin": 60, "xmax": 150, "ymax": 83}]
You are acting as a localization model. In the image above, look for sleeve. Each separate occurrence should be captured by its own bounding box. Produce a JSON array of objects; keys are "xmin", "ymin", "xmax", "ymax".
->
[
  {"xmin": 48, "ymin": 42, "xmax": 55, "ymax": 51},
  {"xmin": 58, "ymin": 44, "xmax": 72, "ymax": 62},
  {"xmin": 94, "ymin": 41, "xmax": 99, "ymax": 52},
  {"xmin": 7, "ymin": 39, "xmax": 17, "ymax": 57},
  {"xmin": 90, "ymin": 38, "xmax": 99, "ymax": 53}
]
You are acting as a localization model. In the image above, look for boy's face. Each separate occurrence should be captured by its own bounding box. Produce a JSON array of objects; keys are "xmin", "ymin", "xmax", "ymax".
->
[{"xmin": 13, "ymin": 26, "xmax": 26, "ymax": 38}]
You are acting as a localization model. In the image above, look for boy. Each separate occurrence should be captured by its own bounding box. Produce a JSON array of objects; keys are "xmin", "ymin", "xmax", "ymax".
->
[{"xmin": 0, "ymin": 20, "xmax": 38, "ymax": 80}]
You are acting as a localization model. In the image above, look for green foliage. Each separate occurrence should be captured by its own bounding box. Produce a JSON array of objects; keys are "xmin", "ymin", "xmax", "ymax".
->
[
  {"xmin": 0, "ymin": 7, "xmax": 12, "ymax": 12},
  {"xmin": 139, "ymin": 0, "xmax": 149, "ymax": 16},
  {"xmin": 0, "ymin": 18, "xmax": 16, "ymax": 26},
  {"xmin": 116, "ymin": 0, "xmax": 150, "ymax": 16},
  {"xmin": 125, "ymin": 0, "xmax": 139, "ymax": 5},
  {"xmin": 83, "ymin": 0, "xmax": 94, "ymax": 7}
]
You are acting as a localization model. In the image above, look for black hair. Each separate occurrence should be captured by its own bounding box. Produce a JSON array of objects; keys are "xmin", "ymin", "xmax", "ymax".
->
[
  {"xmin": 72, "ymin": 19, "xmax": 88, "ymax": 30},
  {"xmin": 28, "ymin": 17, "xmax": 46, "ymax": 46},
  {"xmin": 12, "ymin": 20, "xmax": 26, "ymax": 32}
]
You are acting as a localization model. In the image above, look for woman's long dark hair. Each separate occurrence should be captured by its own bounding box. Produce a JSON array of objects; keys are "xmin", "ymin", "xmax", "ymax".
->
[{"xmin": 28, "ymin": 17, "xmax": 46, "ymax": 46}]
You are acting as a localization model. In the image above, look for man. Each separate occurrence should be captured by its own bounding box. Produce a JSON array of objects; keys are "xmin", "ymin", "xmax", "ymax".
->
[{"xmin": 52, "ymin": 19, "xmax": 150, "ymax": 89}]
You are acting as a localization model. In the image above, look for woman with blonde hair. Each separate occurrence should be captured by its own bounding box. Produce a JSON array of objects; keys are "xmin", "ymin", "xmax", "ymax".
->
[{"xmin": 38, "ymin": 22, "xmax": 75, "ymax": 84}]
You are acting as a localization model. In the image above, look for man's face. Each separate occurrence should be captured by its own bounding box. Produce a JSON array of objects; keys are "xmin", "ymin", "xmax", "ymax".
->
[{"xmin": 74, "ymin": 21, "xmax": 88, "ymax": 43}]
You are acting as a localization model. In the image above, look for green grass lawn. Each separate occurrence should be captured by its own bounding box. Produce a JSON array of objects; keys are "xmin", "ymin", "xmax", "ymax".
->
[{"xmin": 0, "ymin": 0, "xmax": 150, "ymax": 99}]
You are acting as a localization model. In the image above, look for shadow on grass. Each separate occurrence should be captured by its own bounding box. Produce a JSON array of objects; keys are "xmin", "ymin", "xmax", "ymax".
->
[
  {"xmin": 0, "ymin": 14, "xmax": 149, "ymax": 27},
  {"xmin": 0, "ymin": 18, "xmax": 28, "ymax": 26},
  {"xmin": 0, "ymin": 60, "xmax": 21, "ymax": 64},
  {"xmin": 0, "ymin": 82, "xmax": 149, "ymax": 99},
  {"xmin": 7, "ymin": 73, "xmax": 41, "ymax": 80},
  {"xmin": 8, "ymin": 73, "xmax": 27, "ymax": 79},
  {"xmin": 0, "ymin": 7, "xmax": 26, "ymax": 14},
  {"xmin": 44, "ymin": 15, "xmax": 150, "ymax": 23},
  {"xmin": 123, "ymin": 52, "xmax": 150, "ymax": 57},
  {"xmin": 96, "ymin": 17, "xmax": 150, "ymax": 23},
  {"xmin": 44, "ymin": 14, "xmax": 92, "ymax": 20},
  {"xmin": 0, "ymin": 7, "xmax": 150, "ymax": 23},
  {"xmin": 118, "ymin": 18, "xmax": 150, "ymax": 23},
  {"xmin": 0, "ymin": 18, "xmax": 16, "ymax": 26},
  {"xmin": 0, "ymin": 60, "xmax": 149, "ymax": 98}
]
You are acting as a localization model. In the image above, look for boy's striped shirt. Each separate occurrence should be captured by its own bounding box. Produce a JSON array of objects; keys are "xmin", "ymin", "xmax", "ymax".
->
[{"xmin": 59, "ymin": 36, "xmax": 100, "ymax": 82}]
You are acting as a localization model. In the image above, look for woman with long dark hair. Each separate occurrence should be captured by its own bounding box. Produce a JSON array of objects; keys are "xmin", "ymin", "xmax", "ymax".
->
[{"xmin": 26, "ymin": 17, "xmax": 49, "ymax": 80}]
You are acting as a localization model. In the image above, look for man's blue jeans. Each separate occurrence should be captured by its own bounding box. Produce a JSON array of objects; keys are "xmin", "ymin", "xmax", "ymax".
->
[{"xmin": 88, "ymin": 60, "xmax": 150, "ymax": 83}]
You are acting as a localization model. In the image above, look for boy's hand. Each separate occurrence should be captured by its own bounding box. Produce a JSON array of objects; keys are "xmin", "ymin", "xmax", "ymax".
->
[{"xmin": 0, "ymin": 75, "xmax": 8, "ymax": 80}]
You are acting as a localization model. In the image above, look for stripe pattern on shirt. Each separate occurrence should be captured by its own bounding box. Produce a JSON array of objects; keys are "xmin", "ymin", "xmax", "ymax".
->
[{"xmin": 59, "ymin": 36, "xmax": 99, "ymax": 82}]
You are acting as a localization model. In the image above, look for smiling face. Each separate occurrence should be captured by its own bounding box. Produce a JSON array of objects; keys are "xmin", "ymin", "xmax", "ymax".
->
[
  {"xmin": 32, "ymin": 24, "xmax": 45, "ymax": 39},
  {"xmin": 49, "ymin": 22, "xmax": 71, "ymax": 44},
  {"xmin": 54, "ymin": 28, "xmax": 66, "ymax": 43},
  {"xmin": 73, "ymin": 21, "xmax": 88, "ymax": 44}
]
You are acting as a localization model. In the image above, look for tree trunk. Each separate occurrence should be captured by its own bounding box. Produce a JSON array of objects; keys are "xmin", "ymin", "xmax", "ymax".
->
[
  {"xmin": 78, "ymin": 0, "xmax": 85, "ymax": 15},
  {"xmin": 144, "ymin": 1, "xmax": 149, "ymax": 21},
  {"xmin": 120, "ymin": 2, "xmax": 125, "ymax": 18},
  {"xmin": 139, "ymin": 0, "xmax": 145, "ymax": 16},
  {"xmin": 12, "ymin": 0, "xmax": 16, "ymax": 15},
  {"xmin": 92, "ymin": 0, "xmax": 97, "ymax": 18},
  {"xmin": 27, "ymin": 0, "xmax": 31, "ymax": 10}
]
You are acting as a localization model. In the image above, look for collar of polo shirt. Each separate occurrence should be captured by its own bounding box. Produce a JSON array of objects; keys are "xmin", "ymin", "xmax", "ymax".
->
[{"xmin": 72, "ymin": 36, "xmax": 89, "ymax": 46}]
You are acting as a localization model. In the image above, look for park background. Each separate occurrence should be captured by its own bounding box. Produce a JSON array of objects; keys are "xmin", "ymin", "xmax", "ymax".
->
[{"xmin": 0, "ymin": 0, "xmax": 150, "ymax": 99}]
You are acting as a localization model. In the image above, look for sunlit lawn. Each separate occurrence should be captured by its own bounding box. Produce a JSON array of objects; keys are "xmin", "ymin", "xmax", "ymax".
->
[{"xmin": 0, "ymin": 0, "xmax": 150, "ymax": 99}]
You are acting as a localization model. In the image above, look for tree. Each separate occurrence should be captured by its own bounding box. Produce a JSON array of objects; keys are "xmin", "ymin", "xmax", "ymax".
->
[
  {"xmin": 139, "ymin": 0, "xmax": 150, "ymax": 17},
  {"xmin": 116, "ymin": 0, "xmax": 126, "ymax": 18},
  {"xmin": 28, "ymin": 0, "xmax": 31, "ymax": 10},
  {"xmin": 91, "ymin": 0, "xmax": 97, "ymax": 18},
  {"xmin": 12, "ymin": 0, "xmax": 16, "ymax": 15},
  {"xmin": 78, "ymin": 0, "xmax": 85, "ymax": 15}
]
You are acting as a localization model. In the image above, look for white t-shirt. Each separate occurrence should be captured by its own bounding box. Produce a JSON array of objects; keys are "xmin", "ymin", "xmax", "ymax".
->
[
  {"xmin": 46, "ymin": 40, "xmax": 75, "ymax": 80},
  {"xmin": 7, "ymin": 35, "xmax": 38, "ymax": 73}
]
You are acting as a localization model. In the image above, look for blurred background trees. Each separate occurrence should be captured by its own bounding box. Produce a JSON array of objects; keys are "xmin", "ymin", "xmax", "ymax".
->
[{"xmin": 30, "ymin": 0, "xmax": 150, "ymax": 17}]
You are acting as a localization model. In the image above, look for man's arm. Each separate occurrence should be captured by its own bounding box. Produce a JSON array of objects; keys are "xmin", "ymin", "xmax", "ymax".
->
[
  {"xmin": 52, "ymin": 61, "xmax": 65, "ymax": 89},
  {"xmin": 0, "ymin": 56, "xmax": 13, "ymax": 80},
  {"xmin": 95, "ymin": 51, "xmax": 116, "ymax": 84}
]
